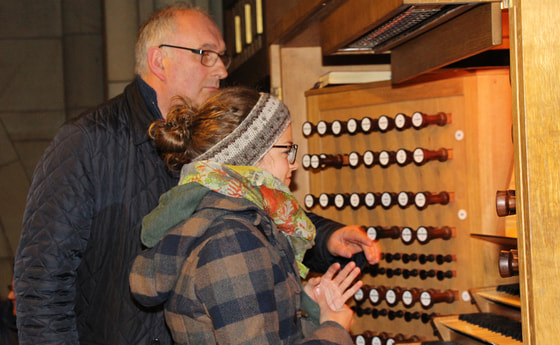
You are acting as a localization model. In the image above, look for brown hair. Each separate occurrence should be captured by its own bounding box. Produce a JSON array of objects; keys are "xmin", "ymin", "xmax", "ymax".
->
[{"xmin": 149, "ymin": 86, "xmax": 260, "ymax": 170}]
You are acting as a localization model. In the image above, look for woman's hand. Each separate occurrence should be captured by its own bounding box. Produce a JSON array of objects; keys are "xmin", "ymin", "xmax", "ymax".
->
[{"xmin": 304, "ymin": 262, "xmax": 362, "ymax": 330}]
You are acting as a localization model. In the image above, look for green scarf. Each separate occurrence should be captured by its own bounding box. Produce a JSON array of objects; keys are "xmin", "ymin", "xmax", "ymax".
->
[{"xmin": 180, "ymin": 160, "xmax": 316, "ymax": 278}]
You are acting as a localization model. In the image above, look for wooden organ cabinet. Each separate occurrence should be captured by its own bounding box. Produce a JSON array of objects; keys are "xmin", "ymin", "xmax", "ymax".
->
[{"xmin": 302, "ymin": 69, "xmax": 521, "ymax": 343}]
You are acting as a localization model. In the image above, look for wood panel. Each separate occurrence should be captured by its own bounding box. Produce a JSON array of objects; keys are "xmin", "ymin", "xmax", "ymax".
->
[
  {"xmin": 509, "ymin": 0, "xmax": 560, "ymax": 344},
  {"xmin": 391, "ymin": 3, "xmax": 503, "ymax": 83},
  {"xmin": 266, "ymin": 0, "xmax": 344, "ymax": 45},
  {"xmin": 320, "ymin": 0, "xmax": 500, "ymax": 55},
  {"xmin": 304, "ymin": 70, "xmax": 516, "ymax": 340}
]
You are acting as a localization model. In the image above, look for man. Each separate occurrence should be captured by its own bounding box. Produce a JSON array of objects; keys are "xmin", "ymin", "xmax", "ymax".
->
[{"xmin": 15, "ymin": 4, "xmax": 379, "ymax": 345}]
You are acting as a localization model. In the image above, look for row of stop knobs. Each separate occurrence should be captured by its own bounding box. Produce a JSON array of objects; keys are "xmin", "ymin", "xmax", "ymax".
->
[
  {"xmin": 302, "ymin": 111, "xmax": 451, "ymax": 137},
  {"xmin": 353, "ymin": 285, "xmax": 457, "ymax": 309},
  {"xmin": 352, "ymin": 331, "xmax": 424, "ymax": 345},
  {"xmin": 363, "ymin": 225, "xmax": 454, "ymax": 245},
  {"xmin": 302, "ymin": 148, "xmax": 451, "ymax": 170},
  {"xmin": 305, "ymin": 191, "xmax": 453, "ymax": 210}
]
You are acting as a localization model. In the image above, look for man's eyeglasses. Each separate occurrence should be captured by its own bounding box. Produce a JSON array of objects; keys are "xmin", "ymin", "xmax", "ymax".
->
[
  {"xmin": 272, "ymin": 144, "xmax": 298, "ymax": 164},
  {"xmin": 159, "ymin": 44, "xmax": 231, "ymax": 69}
]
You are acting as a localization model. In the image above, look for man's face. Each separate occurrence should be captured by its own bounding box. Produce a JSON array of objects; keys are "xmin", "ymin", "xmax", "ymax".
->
[{"xmin": 164, "ymin": 11, "xmax": 228, "ymax": 107}]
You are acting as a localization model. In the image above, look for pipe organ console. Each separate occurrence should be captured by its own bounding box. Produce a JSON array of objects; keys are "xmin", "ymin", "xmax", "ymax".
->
[{"xmin": 302, "ymin": 70, "xmax": 519, "ymax": 344}]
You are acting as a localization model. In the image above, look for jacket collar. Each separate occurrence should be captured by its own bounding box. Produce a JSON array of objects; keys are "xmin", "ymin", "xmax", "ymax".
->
[
  {"xmin": 126, "ymin": 77, "xmax": 162, "ymax": 146},
  {"xmin": 137, "ymin": 76, "xmax": 163, "ymax": 120}
]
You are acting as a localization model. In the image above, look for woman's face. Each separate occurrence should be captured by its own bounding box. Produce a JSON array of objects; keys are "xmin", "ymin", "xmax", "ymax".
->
[{"xmin": 257, "ymin": 124, "xmax": 299, "ymax": 187}]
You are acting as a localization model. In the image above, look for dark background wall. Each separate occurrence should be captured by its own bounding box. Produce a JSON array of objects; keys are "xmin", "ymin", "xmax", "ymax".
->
[{"xmin": 0, "ymin": 0, "xmax": 223, "ymax": 299}]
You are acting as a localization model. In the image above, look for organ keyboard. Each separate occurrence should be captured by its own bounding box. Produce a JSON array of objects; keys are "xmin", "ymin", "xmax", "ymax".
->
[
  {"xmin": 433, "ymin": 284, "xmax": 522, "ymax": 345},
  {"xmin": 433, "ymin": 314, "xmax": 522, "ymax": 345}
]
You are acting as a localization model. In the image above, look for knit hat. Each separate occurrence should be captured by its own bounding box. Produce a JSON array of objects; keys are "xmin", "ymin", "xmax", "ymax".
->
[{"xmin": 193, "ymin": 92, "xmax": 291, "ymax": 166}]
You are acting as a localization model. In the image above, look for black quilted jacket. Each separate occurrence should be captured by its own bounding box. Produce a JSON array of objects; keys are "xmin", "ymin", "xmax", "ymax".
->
[{"xmin": 14, "ymin": 79, "xmax": 179, "ymax": 345}]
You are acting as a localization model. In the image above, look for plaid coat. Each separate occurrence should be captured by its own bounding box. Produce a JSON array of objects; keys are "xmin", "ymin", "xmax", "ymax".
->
[{"xmin": 130, "ymin": 189, "xmax": 352, "ymax": 345}]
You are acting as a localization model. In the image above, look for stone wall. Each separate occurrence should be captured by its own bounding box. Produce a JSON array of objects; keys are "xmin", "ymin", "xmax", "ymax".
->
[{"xmin": 0, "ymin": 0, "xmax": 105, "ymax": 299}]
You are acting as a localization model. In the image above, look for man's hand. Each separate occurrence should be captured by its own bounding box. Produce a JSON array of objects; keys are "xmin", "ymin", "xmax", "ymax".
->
[{"xmin": 327, "ymin": 225, "xmax": 381, "ymax": 265}]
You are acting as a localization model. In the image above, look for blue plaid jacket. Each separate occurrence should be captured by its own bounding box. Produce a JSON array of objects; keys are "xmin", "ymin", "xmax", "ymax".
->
[{"xmin": 130, "ymin": 190, "xmax": 352, "ymax": 345}]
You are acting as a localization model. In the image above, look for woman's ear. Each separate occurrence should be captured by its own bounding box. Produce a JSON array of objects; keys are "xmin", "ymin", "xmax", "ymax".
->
[{"xmin": 148, "ymin": 46, "xmax": 166, "ymax": 81}]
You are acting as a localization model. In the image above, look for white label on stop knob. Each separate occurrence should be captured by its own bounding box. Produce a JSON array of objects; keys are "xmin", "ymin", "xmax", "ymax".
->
[
  {"xmin": 413, "ymin": 148, "xmax": 425, "ymax": 164},
  {"xmin": 381, "ymin": 192, "xmax": 392, "ymax": 207},
  {"xmin": 378, "ymin": 116, "xmax": 389, "ymax": 130},
  {"xmin": 304, "ymin": 195, "xmax": 314, "ymax": 208},
  {"xmin": 365, "ymin": 193, "xmax": 376, "ymax": 207},
  {"xmin": 354, "ymin": 288, "xmax": 364, "ymax": 302},
  {"xmin": 302, "ymin": 122, "xmax": 313, "ymax": 136},
  {"xmin": 366, "ymin": 227, "xmax": 377, "ymax": 240},
  {"xmin": 347, "ymin": 119, "xmax": 358, "ymax": 133},
  {"xmin": 363, "ymin": 151, "xmax": 375, "ymax": 166},
  {"xmin": 361, "ymin": 118, "xmax": 371, "ymax": 132},
  {"xmin": 317, "ymin": 121, "xmax": 327, "ymax": 135},
  {"xmin": 411, "ymin": 112, "xmax": 423, "ymax": 127},
  {"xmin": 402, "ymin": 290, "xmax": 413, "ymax": 306},
  {"xmin": 398, "ymin": 192, "xmax": 409, "ymax": 207},
  {"xmin": 334, "ymin": 194, "xmax": 345, "ymax": 208},
  {"xmin": 420, "ymin": 291, "xmax": 432, "ymax": 307},
  {"xmin": 369, "ymin": 289, "xmax": 380, "ymax": 304},
  {"xmin": 396, "ymin": 149, "xmax": 407, "ymax": 164},
  {"xmin": 302, "ymin": 154, "xmax": 311, "ymax": 168},
  {"xmin": 355, "ymin": 335, "xmax": 365, "ymax": 345},
  {"xmin": 402, "ymin": 227, "xmax": 413, "ymax": 243},
  {"xmin": 416, "ymin": 226, "xmax": 428, "ymax": 242},
  {"xmin": 319, "ymin": 194, "xmax": 329, "ymax": 207},
  {"xmin": 394, "ymin": 113, "xmax": 406, "ymax": 128},
  {"xmin": 379, "ymin": 151, "xmax": 389, "ymax": 166},
  {"xmin": 331, "ymin": 121, "xmax": 342, "ymax": 135},
  {"xmin": 349, "ymin": 152, "xmax": 360, "ymax": 167},
  {"xmin": 350, "ymin": 193, "xmax": 360, "ymax": 208},
  {"xmin": 386, "ymin": 290, "xmax": 396, "ymax": 304},
  {"xmin": 415, "ymin": 193, "xmax": 427, "ymax": 208}
]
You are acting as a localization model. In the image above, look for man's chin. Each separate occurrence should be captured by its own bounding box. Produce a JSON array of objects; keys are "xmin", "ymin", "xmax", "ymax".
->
[{"xmin": 199, "ymin": 88, "xmax": 220, "ymax": 103}]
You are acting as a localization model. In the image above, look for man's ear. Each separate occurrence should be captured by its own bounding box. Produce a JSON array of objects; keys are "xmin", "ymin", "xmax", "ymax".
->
[{"xmin": 148, "ymin": 46, "xmax": 166, "ymax": 81}]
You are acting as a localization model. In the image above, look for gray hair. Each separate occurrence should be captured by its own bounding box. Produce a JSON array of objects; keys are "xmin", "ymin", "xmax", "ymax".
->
[{"xmin": 134, "ymin": 3, "xmax": 211, "ymax": 75}]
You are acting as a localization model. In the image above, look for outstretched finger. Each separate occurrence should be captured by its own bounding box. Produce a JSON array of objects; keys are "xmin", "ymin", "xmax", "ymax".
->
[
  {"xmin": 322, "ymin": 262, "xmax": 341, "ymax": 282},
  {"xmin": 332, "ymin": 261, "xmax": 358, "ymax": 287},
  {"xmin": 339, "ymin": 266, "xmax": 361, "ymax": 291},
  {"xmin": 331, "ymin": 261, "xmax": 356, "ymax": 285},
  {"xmin": 341, "ymin": 279, "xmax": 363, "ymax": 303}
]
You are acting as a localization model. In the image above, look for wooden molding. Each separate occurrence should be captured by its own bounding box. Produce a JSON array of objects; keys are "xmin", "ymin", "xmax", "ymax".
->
[{"xmin": 391, "ymin": 2, "xmax": 503, "ymax": 84}]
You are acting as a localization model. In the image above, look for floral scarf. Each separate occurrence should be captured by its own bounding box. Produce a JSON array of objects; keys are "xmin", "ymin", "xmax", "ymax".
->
[{"xmin": 180, "ymin": 160, "xmax": 316, "ymax": 278}]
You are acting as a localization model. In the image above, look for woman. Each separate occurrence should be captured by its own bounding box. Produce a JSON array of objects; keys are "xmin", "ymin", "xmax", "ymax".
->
[{"xmin": 130, "ymin": 87, "xmax": 360, "ymax": 344}]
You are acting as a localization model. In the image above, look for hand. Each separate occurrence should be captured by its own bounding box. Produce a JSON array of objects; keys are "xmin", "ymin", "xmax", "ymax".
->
[
  {"xmin": 305, "ymin": 262, "xmax": 361, "ymax": 331},
  {"xmin": 327, "ymin": 225, "xmax": 382, "ymax": 265},
  {"xmin": 311, "ymin": 262, "xmax": 362, "ymax": 311},
  {"xmin": 315, "ymin": 288, "xmax": 355, "ymax": 331}
]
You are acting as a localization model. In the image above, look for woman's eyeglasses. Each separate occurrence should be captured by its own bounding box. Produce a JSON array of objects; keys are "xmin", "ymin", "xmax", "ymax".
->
[{"xmin": 272, "ymin": 144, "xmax": 298, "ymax": 164}]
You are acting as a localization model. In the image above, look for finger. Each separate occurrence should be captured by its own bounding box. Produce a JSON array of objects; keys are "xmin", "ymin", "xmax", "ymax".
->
[
  {"xmin": 341, "ymin": 279, "xmax": 363, "ymax": 303},
  {"xmin": 363, "ymin": 241, "xmax": 382, "ymax": 264},
  {"xmin": 332, "ymin": 261, "xmax": 356, "ymax": 286},
  {"xmin": 339, "ymin": 266, "xmax": 361, "ymax": 291},
  {"xmin": 306, "ymin": 277, "xmax": 321, "ymax": 289},
  {"xmin": 341, "ymin": 226, "xmax": 374, "ymax": 245},
  {"xmin": 322, "ymin": 262, "xmax": 341, "ymax": 281}
]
